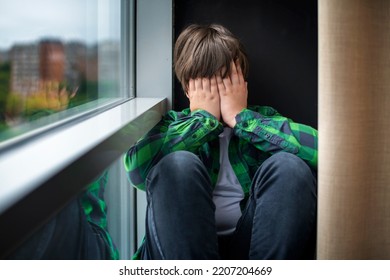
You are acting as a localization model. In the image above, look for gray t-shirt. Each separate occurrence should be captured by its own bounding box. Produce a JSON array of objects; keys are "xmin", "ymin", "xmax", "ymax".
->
[{"xmin": 212, "ymin": 127, "xmax": 244, "ymax": 235}]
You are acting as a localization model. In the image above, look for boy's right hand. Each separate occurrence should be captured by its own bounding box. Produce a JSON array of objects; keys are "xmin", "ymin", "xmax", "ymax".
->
[{"xmin": 188, "ymin": 76, "xmax": 221, "ymax": 121}]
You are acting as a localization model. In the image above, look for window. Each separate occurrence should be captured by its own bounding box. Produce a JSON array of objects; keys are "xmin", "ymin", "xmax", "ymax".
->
[
  {"xmin": 0, "ymin": 0, "xmax": 124, "ymax": 144},
  {"xmin": 0, "ymin": 0, "xmax": 171, "ymax": 259}
]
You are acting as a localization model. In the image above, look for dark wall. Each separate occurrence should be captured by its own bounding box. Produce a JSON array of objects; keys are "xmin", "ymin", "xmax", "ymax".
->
[{"xmin": 174, "ymin": 0, "xmax": 318, "ymax": 128}]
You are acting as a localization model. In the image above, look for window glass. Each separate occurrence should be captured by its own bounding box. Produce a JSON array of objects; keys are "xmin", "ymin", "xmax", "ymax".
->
[
  {"xmin": 6, "ymin": 156, "xmax": 133, "ymax": 260},
  {"xmin": 0, "ymin": 0, "xmax": 122, "ymax": 143}
]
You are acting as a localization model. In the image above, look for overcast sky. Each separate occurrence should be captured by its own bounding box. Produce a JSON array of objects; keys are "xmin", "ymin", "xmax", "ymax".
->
[{"xmin": 0, "ymin": 0, "xmax": 120, "ymax": 50}]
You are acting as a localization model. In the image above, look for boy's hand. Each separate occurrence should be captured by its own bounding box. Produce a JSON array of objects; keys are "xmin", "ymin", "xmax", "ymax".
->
[
  {"xmin": 217, "ymin": 61, "xmax": 248, "ymax": 128},
  {"xmin": 188, "ymin": 76, "xmax": 221, "ymax": 120}
]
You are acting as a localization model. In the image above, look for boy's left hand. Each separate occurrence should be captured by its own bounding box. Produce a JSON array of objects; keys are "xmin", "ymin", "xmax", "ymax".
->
[{"xmin": 217, "ymin": 61, "xmax": 248, "ymax": 128}]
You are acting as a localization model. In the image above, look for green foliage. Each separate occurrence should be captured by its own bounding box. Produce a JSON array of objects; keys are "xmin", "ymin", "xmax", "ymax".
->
[
  {"xmin": 0, "ymin": 62, "xmax": 10, "ymax": 130},
  {"xmin": 0, "ymin": 63, "xmax": 11, "ymax": 109}
]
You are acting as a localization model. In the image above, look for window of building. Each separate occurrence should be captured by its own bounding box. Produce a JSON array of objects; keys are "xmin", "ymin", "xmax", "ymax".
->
[
  {"xmin": 0, "ymin": 0, "xmax": 124, "ymax": 144},
  {"xmin": 0, "ymin": 0, "xmax": 171, "ymax": 260}
]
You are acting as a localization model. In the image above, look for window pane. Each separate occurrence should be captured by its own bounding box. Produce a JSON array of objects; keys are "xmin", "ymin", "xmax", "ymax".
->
[
  {"xmin": 0, "ymin": 0, "xmax": 123, "ymax": 143},
  {"xmin": 6, "ymin": 157, "xmax": 132, "ymax": 260}
]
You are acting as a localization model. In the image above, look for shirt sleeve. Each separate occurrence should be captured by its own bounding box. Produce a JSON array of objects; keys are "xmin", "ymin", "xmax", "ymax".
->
[
  {"xmin": 124, "ymin": 109, "xmax": 223, "ymax": 191},
  {"xmin": 233, "ymin": 107, "xmax": 318, "ymax": 169},
  {"xmin": 80, "ymin": 171, "xmax": 120, "ymax": 259}
]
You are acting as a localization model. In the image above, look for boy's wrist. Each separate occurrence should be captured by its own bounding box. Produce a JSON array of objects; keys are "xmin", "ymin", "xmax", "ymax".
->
[
  {"xmin": 191, "ymin": 109, "xmax": 221, "ymax": 123},
  {"xmin": 226, "ymin": 109, "xmax": 248, "ymax": 128},
  {"xmin": 224, "ymin": 116, "xmax": 237, "ymax": 128}
]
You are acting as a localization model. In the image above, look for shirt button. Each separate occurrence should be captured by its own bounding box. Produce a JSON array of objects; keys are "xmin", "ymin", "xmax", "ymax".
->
[
  {"xmin": 243, "ymin": 122, "xmax": 248, "ymax": 128},
  {"xmin": 210, "ymin": 120, "xmax": 216, "ymax": 127}
]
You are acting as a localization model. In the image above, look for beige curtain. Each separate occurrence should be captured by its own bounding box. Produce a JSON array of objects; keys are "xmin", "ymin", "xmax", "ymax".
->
[{"xmin": 318, "ymin": 0, "xmax": 390, "ymax": 259}]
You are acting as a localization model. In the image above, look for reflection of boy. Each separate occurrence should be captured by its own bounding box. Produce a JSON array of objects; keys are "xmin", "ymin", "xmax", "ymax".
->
[
  {"xmin": 125, "ymin": 24, "xmax": 318, "ymax": 260},
  {"xmin": 7, "ymin": 172, "xmax": 118, "ymax": 259}
]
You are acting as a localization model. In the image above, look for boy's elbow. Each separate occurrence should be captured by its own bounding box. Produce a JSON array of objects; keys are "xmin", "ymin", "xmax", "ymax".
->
[{"xmin": 123, "ymin": 152, "xmax": 147, "ymax": 191}]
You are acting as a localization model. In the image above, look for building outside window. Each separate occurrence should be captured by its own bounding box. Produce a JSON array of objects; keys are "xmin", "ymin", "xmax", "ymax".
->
[
  {"xmin": 0, "ymin": 0, "xmax": 123, "ymax": 143},
  {"xmin": 0, "ymin": 0, "xmax": 132, "ymax": 259}
]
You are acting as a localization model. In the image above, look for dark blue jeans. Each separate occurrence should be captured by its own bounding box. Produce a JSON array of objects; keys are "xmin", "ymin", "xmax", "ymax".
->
[
  {"xmin": 7, "ymin": 199, "xmax": 111, "ymax": 260},
  {"xmin": 140, "ymin": 150, "xmax": 317, "ymax": 260}
]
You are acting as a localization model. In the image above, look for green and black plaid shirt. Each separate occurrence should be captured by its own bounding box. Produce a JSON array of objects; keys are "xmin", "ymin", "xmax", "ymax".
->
[
  {"xmin": 81, "ymin": 171, "xmax": 119, "ymax": 260},
  {"xmin": 124, "ymin": 105, "xmax": 318, "ymax": 203}
]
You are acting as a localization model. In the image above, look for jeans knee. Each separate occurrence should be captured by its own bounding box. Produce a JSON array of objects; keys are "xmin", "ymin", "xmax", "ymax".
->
[
  {"xmin": 266, "ymin": 152, "xmax": 312, "ymax": 177},
  {"xmin": 254, "ymin": 152, "xmax": 316, "ymax": 196},
  {"xmin": 146, "ymin": 151, "xmax": 213, "ymax": 205},
  {"xmin": 147, "ymin": 151, "xmax": 208, "ymax": 192},
  {"xmin": 158, "ymin": 151, "xmax": 202, "ymax": 173}
]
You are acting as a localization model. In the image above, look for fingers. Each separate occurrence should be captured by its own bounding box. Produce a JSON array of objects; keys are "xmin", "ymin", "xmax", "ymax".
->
[
  {"xmin": 230, "ymin": 60, "xmax": 246, "ymax": 85},
  {"xmin": 210, "ymin": 75, "xmax": 218, "ymax": 96},
  {"xmin": 230, "ymin": 60, "xmax": 240, "ymax": 85},
  {"xmin": 189, "ymin": 77, "xmax": 219, "ymax": 98},
  {"xmin": 222, "ymin": 68, "xmax": 232, "ymax": 89},
  {"xmin": 194, "ymin": 77, "xmax": 202, "ymax": 91},
  {"xmin": 222, "ymin": 60, "xmax": 243, "ymax": 88},
  {"xmin": 220, "ymin": 61, "xmax": 239, "ymax": 94},
  {"xmin": 235, "ymin": 60, "xmax": 245, "ymax": 84},
  {"xmin": 202, "ymin": 77, "xmax": 210, "ymax": 92},
  {"xmin": 189, "ymin": 73, "xmax": 241, "ymax": 97},
  {"xmin": 216, "ymin": 74, "xmax": 226, "ymax": 96}
]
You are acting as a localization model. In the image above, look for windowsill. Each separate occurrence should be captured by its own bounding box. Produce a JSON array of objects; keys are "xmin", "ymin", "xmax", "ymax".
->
[
  {"xmin": 0, "ymin": 98, "xmax": 128, "ymax": 146},
  {"xmin": 0, "ymin": 97, "xmax": 166, "ymax": 257},
  {"xmin": 0, "ymin": 97, "xmax": 166, "ymax": 215}
]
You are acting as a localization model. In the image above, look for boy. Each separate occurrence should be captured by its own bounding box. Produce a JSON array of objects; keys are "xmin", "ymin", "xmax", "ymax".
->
[{"xmin": 124, "ymin": 24, "xmax": 318, "ymax": 259}]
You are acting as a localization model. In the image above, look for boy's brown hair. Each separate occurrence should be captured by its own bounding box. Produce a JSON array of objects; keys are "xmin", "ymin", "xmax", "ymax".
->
[{"xmin": 174, "ymin": 24, "xmax": 249, "ymax": 92}]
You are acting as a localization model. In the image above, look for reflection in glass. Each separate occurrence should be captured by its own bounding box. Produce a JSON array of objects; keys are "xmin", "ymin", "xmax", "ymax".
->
[
  {"xmin": 0, "ymin": 0, "xmax": 121, "ymax": 142},
  {"xmin": 6, "ymin": 169, "xmax": 120, "ymax": 260}
]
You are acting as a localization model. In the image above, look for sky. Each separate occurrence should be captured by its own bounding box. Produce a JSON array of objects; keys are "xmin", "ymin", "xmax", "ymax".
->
[{"xmin": 0, "ymin": 0, "xmax": 120, "ymax": 50}]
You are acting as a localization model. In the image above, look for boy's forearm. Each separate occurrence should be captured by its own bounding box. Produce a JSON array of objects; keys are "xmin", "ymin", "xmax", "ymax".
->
[
  {"xmin": 234, "ymin": 108, "xmax": 318, "ymax": 169},
  {"xmin": 124, "ymin": 111, "xmax": 223, "ymax": 190}
]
